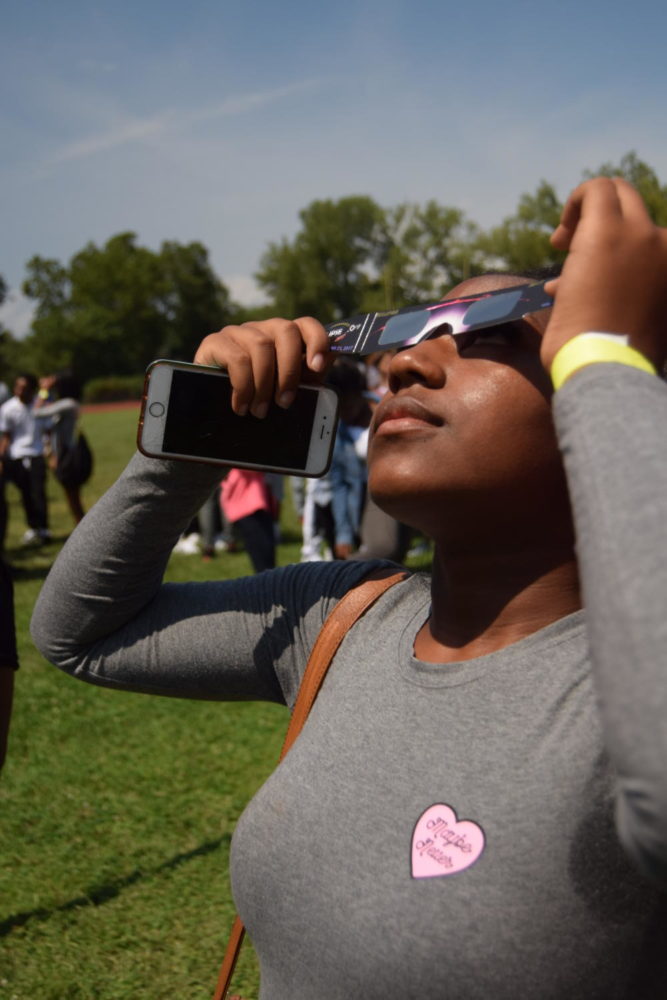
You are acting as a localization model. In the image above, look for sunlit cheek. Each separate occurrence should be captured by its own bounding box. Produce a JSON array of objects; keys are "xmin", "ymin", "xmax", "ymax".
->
[{"xmin": 455, "ymin": 372, "xmax": 556, "ymax": 468}]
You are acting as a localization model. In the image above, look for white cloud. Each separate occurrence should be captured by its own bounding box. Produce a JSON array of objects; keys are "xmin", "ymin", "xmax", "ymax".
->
[
  {"xmin": 190, "ymin": 79, "xmax": 324, "ymax": 124},
  {"xmin": 45, "ymin": 78, "xmax": 325, "ymax": 168},
  {"xmin": 222, "ymin": 274, "xmax": 268, "ymax": 307},
  {"xmin": 0, "ymin": 291, "xmax": 35, "ymax": 341},
  {"xmin": 226, "ymin": 274, "xmax": 268, "ymax": 307},
  {"xmin": 47, "ymin": 112, "xmax": 176, "ymax": 165}
]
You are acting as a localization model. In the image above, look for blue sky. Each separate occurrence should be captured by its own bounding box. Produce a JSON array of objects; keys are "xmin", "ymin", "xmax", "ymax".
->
[{"xmin": 2, "ymin": 0, "xmax": 666, "ymax": 337}]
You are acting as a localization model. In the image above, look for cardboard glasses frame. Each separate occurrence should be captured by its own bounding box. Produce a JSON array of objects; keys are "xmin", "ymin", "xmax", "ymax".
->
[{"xmin": 325, "ymin": 280, "xmax": 553, "ymax": 357}]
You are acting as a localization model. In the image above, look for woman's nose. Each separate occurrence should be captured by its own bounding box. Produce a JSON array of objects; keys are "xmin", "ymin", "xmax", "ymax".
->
[{"xmin": 386, "ymin": 335, "xmax": 454, "ymax": 393}]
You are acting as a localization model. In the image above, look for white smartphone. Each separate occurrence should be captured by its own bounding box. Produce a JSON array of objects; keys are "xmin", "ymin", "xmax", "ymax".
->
[{"xmin": 138, "ymin": 360, "xmax": 339, "ymax": 477}]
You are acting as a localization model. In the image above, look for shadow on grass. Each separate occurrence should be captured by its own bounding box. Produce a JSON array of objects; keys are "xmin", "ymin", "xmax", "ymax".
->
[
  {"xmin": 5, "ymin": 564, "xmax": 53, "ymax": 583},
  {"xmin": 0, "ymin": 835, "xmax": 230, "ymax": 937},
  {"xmin": 3, "ymin": 535, "xmax": 75, "ymax": 580}
]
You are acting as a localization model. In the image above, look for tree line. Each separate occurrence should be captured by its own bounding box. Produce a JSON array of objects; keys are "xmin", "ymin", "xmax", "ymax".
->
[{"xmin": 2, "ymin": 152, "xmax": 666, "ymax": 386}]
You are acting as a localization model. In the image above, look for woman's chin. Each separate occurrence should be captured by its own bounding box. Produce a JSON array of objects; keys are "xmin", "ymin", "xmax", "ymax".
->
[{"xmin": 368, "ymin": 472, "xmax": 436, "ymax": 529}]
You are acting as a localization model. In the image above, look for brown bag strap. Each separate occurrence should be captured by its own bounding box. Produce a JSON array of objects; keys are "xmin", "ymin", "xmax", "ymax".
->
[{"xmin": 213, "ymin": 565, "xmax": 409, "ymax": 1000}]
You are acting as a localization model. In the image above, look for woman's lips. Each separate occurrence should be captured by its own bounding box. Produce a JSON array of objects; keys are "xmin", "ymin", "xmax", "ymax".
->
[{"xmin": 372, "ymin": 396, "xmax": 443, "ymax": 436}]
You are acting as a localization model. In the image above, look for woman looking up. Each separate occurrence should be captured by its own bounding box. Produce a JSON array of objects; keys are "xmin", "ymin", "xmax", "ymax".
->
[{"xmin": 32, "ymin": 178, "xmax": 667, "ymax": 998}]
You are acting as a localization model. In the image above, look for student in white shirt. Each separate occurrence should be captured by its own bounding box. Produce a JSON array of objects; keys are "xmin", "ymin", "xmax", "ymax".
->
[{"xmin": 0, "ymin": 373, "xmax": 51, "ymax": 548}]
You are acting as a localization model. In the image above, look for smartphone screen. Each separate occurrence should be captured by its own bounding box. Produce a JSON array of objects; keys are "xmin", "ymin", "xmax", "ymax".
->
[{"xmin": 163, "ymin": 368, "xmax": 318, "ymax": 468}]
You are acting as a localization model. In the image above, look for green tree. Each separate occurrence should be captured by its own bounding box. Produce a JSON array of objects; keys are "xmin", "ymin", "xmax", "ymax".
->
[
  {"xmin": 154, "ymin": 240, "xmax": 236, "ymax": 358},
  {"xmin": 0, "ymin": 329, "xmax": 23, "ymax": 386},
  {"xmin": 476, "ymin": 181, "xmax": 565, "ymax": 274},
  {"xmin": 473, "ymin": 154, "xmax": 667, "ymax": 276},
  {"xmin": 256, "ymin": 195, "xmax": 481, "ymax": 320},
  {"xmin": 21, "ymin": 236, "xmax": 235, "ymax": 383},
  {"xmin": 367, "ymin": 201, "xmax": 483, "ymax": 310},
  {"xmin": 0, "ymin": 275, "xmax": 23, "ymax": 387},
  {"xmin": 256, "ymin": 196, "xmax": 386, "ymax": 322}
]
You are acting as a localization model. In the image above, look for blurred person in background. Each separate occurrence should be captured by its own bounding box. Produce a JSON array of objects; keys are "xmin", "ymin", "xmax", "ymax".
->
[
  {"xmin": 0, "ymin": 373, "xmax": 51, "ymax": 548},
  {"xmin": 317, "ymin": 359, "xmax": 370, "ymax": 559},
  {"xmin": 220, "ymin": 468, "xmax": 277, "ymax": 573},
  {"xmin": 35, "ymin": 372, "xmax": 86, "ymax": 526}
]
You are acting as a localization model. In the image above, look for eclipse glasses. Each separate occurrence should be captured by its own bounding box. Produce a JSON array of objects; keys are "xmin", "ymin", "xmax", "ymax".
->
[{"xmin": 325, "ymin": 280, "xmax": 553, "ymax": 357}]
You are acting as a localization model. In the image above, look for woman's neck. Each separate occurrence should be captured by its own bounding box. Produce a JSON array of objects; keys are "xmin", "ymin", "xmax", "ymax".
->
[{"xmin": 414, "ymin": 543, "xmax": 581, "ymax": 664}]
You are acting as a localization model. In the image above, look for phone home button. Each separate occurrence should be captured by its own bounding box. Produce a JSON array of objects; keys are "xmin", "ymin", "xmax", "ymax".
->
[{"xmin": 149, "ymin": 402, "xmax": 165, "ymax": 417}]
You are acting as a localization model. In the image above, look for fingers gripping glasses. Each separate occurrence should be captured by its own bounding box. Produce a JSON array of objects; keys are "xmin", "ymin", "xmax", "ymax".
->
[{"xmin": 324, "ymin": 281, "xmax": 553, "ymax": 357}]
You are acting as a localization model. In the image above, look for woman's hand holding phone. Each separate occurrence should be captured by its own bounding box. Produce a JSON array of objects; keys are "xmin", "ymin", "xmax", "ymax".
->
[
  {"xmin": 194, "ymin": 317, "xmax": 331, "ymax": 420},
  {"xmin": 139, "ymin": 315, "xmax": 339, "ymax": 477}
]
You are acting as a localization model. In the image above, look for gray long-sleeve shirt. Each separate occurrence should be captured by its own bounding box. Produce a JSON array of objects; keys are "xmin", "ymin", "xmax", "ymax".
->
[{"xmin": 31, "ymin": 364, "xmax": 667, "ymax": 998}]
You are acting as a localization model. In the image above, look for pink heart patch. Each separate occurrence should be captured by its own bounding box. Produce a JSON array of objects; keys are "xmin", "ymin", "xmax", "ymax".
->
[{"xmin": 411, "ymin": 803, "xmax": 485, "ymax": 879}]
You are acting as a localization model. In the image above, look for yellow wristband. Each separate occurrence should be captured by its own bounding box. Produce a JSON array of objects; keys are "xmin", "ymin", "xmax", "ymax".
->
[{"xmin": 550, "ymin": 334, "xmax": 657, "ymax": 391}]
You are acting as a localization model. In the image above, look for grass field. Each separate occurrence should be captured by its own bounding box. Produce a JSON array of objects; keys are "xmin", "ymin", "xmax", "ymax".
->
[{"xmin": 0, "ymin": 406, "xmax": 431, "ymax": 999}]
